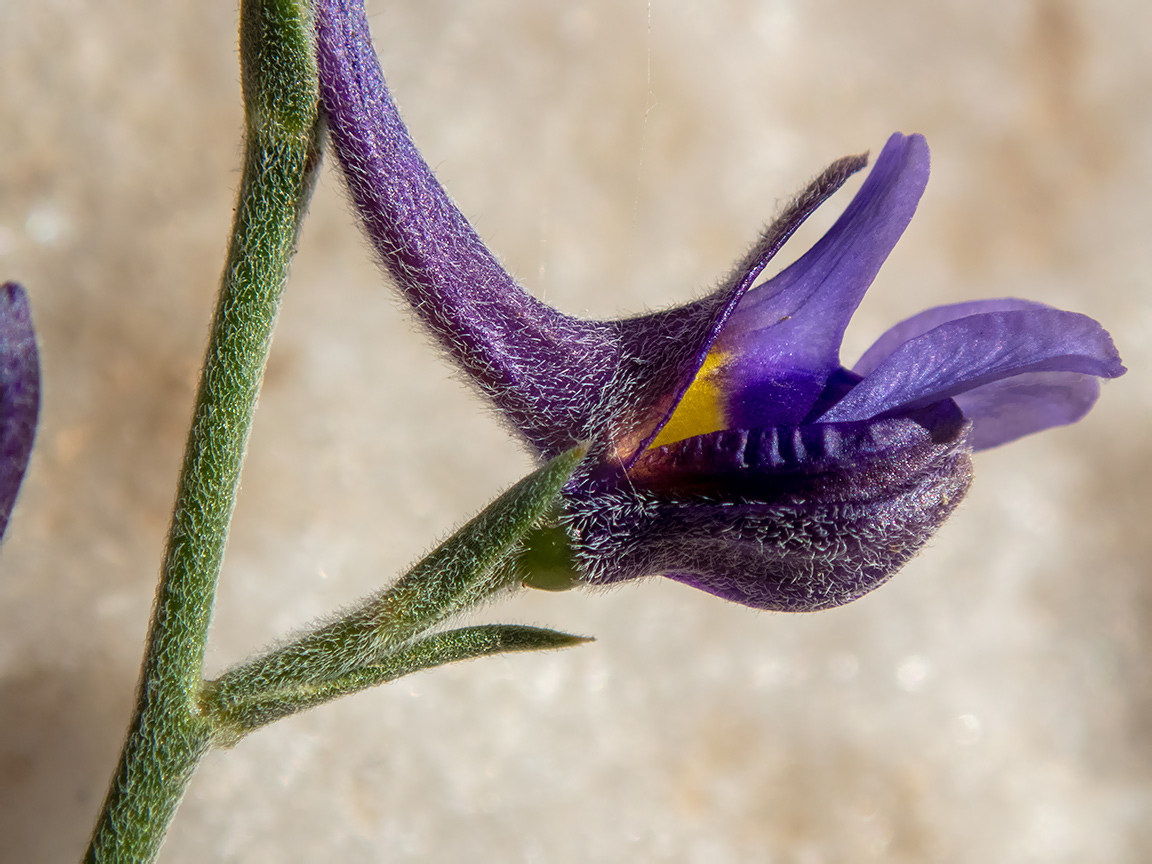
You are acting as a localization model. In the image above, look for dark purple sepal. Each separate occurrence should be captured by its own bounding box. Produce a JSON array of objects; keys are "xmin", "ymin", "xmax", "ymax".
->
[
  {"xmin": 0, "ymin": 282, "xmax": 40, "ymax": 541},
  {"xmin": 847, "ymin": 299, "xmax": 1126, "ymax": 449},
  {"xmin": 563, "ymin": 402, "xmax": 972, "ymax": 611}
]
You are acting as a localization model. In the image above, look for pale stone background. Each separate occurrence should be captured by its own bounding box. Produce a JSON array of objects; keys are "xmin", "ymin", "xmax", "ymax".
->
[{"xmin": 1, "ymin": 1, "xmax": 1150, "ymax": 861}]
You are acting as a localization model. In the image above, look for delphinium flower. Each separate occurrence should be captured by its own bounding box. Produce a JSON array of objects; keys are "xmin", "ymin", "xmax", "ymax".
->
[
  {"xmin": 313, "ymin": 0, "xmax": 1124, "ymax": 611},
  {"xmin": 0, "ymin": 281, "xmax": 39, "ymax": 542}
]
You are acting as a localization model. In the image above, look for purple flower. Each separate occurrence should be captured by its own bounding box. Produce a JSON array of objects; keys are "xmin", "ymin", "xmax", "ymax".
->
[
  {"xmin": 314, "ymin": 0, "xmax": 1125, "ymax": 611},
  {"xmin": 0, "ymin": 282, "xmax": 39, "ymax": 542}
]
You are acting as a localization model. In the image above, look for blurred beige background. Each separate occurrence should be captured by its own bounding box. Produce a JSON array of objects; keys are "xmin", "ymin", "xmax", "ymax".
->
[{"xmin": 2, "ymin": 1, "xmax": 1150, "ymax": 861}]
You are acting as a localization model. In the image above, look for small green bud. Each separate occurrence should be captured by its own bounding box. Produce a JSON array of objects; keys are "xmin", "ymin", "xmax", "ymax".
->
[{"xmin": 518, "ymin": 515, "xmax": 583, "ymax": 592}]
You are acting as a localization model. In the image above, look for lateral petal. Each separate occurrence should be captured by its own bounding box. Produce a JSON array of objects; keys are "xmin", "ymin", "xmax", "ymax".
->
[
  {"xmin": 853, "ymin": 298, "xmax": 1049, "ymax": 376},
  {"xmin": 953, "ymin": 371, "xmax": 1103, "ymax": 450},
  {"xmin": 820, "ymin": 308, "xmax": 1125, "ymax": 427}
]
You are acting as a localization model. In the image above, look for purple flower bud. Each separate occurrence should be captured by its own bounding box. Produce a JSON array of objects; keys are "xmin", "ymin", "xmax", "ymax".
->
[
  {"xmin": 0, "ymin": 282, "xmax": 40, "ymax": 542},
  {"xmin": 313, "ymin": 0, "xmax": 1125, "ymax": 610}
]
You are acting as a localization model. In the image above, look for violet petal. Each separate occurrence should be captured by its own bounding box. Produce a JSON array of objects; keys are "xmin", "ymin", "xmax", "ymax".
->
[
  {"xmin": 0, "ymin": 282, "xmax": 39, "ymax": 541},
  {"xmin": 714, "ymin": 133, "xmax": 930, "ymax": 427},
  {"xmin": 820, "ymin": 308, "xmax": 1125, "ymax": 426},
  {"xmin": 854, "ymin": 298, "xmax": 1050, "ymax": 376},
  {"xmin": 952, "ymin": 371, "xmax": 1102, "ymax": 450},
  {"xmin": 315, "ymin": 0, "xmax": 881, "ymax": 461}
]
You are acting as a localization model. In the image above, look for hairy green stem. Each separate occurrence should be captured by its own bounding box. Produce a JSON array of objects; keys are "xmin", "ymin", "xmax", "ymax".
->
[
  {"xmin": 84, "ymin": 1, "xmax": 322, "ymax": 861},
  {"xmin": 201, "ymin": 446, "xmax": 588, "ymax": 739}
]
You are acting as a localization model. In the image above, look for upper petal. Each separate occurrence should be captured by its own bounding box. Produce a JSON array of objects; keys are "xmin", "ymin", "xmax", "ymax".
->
[
  {"xmin": 819, "ymin": 308, "xmax": 1126, "ymax": 436},
  {"xmin": 853, "ymin": 298, "xmax": 1050, "ymax": 376},
  {"xmin": 713, "ymin": 132, "xmax": 932, "ymax": 427},
  {"xmin": 610, "ymin": 153, "xmax": 869, "ymax": 462}
]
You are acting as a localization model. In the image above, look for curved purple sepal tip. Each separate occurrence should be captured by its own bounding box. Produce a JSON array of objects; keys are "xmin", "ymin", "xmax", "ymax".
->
[
  {"xmin": 954, "ymin": 371, "xmax": 1103, "ymax": 451},
  {"xmin": 0, "ymin": 282, "xmax": 40, "ymax": 541},
  {"xmin": 853, "ymin": 298, "xmax": 1050, "ymax": 376}
]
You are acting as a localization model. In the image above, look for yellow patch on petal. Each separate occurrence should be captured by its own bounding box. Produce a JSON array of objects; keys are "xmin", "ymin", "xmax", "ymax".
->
[{"xmin": 648, "ymin": 347, "xmax": 730, "ymax": 449}]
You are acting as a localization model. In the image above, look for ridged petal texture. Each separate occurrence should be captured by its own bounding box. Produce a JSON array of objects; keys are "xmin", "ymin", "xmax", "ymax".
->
[
  {"xmin": 835, "ymin": 299, "xmax": 1126, "ymax": 449},
  {"xmin": 568, "ymin": 403, "xmax": 972, "ymax": 611}
]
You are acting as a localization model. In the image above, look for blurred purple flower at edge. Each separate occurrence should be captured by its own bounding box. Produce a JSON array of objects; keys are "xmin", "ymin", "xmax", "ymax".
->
[
  {"xmin": 313, "ymin": 0, "xmax": 1125, "ymax": 612},
  {"xmin": 0, "ymin": 281, "xmax": 39, "ymax": 541}
]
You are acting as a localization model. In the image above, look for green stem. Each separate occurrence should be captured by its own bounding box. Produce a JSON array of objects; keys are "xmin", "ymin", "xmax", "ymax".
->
[
  {"xmin": 201, "ymin": 446, "xmax": 588, "ymax": 739},
  {"xmin": 84, "ymin": 1, "xmax": 321, "ymax": 861},
  {"xmin": 203, "ymin": 624, "xmax": 591, "ymax": 738}
]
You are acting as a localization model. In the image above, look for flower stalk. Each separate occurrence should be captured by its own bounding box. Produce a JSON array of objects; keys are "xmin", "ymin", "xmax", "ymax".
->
[
  {"xmin": 200, "ymin": 445, "xmax": 589, "ymax": 741},
  {"xmin": 84, "ymin": 0, "xmax": 323, "ymax": 859}
]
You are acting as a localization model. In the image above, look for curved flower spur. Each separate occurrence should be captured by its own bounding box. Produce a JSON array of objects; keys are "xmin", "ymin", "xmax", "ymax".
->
[{"xmin": 314, "ymin": 0, "xmax": 1125, "ymax": 612}]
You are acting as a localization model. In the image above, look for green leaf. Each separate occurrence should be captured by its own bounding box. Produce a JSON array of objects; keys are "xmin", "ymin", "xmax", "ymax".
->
[
  {"xmin": 204, "ymin": 625, "xmax": 591, "ymax": 739},
  {"xmin": 202, "ymin": 445, "xmax": 588, "ymax": 739}
]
